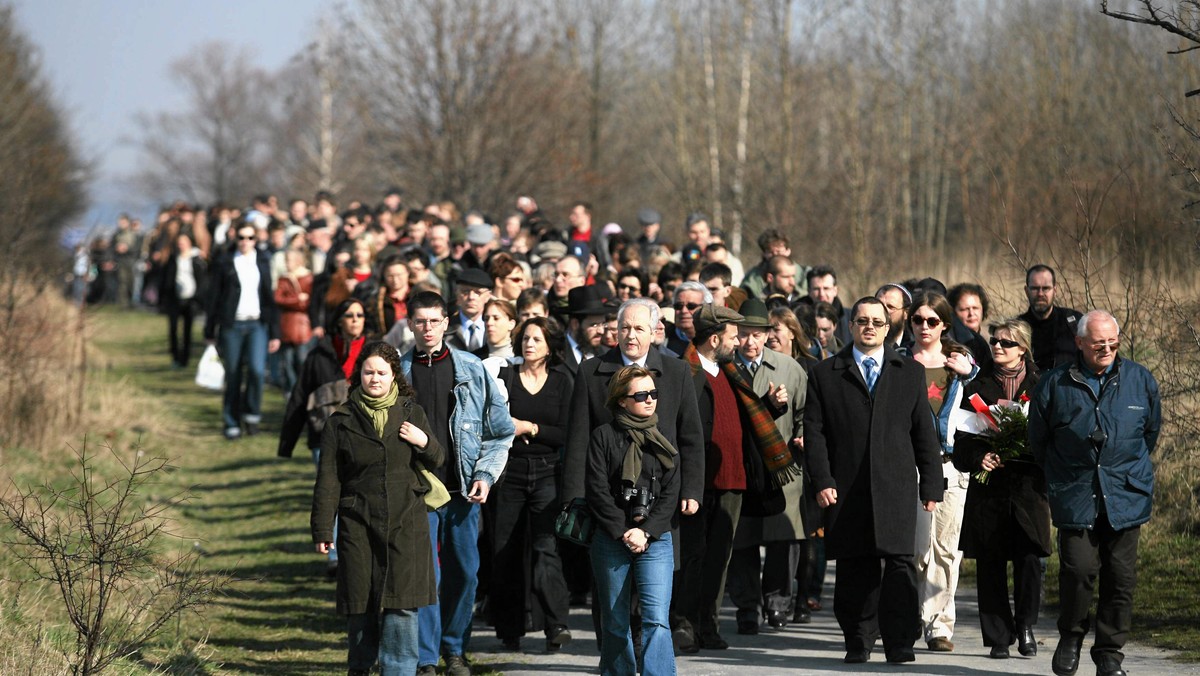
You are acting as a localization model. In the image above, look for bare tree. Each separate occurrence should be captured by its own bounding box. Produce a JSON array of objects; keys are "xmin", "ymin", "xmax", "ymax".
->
[
  {"xmin": 0, "ymin": 6, "xmax": 85, "ymax": 275},
  {"xmin": 130, "ymin": 42, "xmax": 275, "ymax": 206}
]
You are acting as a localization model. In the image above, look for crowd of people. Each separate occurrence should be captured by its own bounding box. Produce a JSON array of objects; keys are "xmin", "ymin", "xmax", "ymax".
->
[{"xmin": 101, "ymin": 189, "xmax": 1160, "ymax": 676}]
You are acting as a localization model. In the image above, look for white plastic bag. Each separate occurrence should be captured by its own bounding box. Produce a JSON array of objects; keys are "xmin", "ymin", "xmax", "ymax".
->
[{"xmin": 195, "ymin": 344, "xmax": 225, "ymax": 391}]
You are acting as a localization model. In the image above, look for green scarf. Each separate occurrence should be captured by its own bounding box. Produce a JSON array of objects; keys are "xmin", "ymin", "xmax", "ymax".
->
[
  {"xmin": 351, "ymin": 382, "xmax": 399, "ymax": 437},
  {"xmin": 613, "ymin": 409, "xmax": 678, "ymax": 484}
]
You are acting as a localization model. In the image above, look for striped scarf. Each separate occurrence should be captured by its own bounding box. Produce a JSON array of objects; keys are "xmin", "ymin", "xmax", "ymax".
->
[{"xmin": 684, "ymin": 344, "xmax": 800, "ymax": 488}]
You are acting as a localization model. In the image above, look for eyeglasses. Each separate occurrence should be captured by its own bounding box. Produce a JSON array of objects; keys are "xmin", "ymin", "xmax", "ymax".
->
[
  {"xmin": 237, "ymin": 234, "xmax": 257, "ymax": 241},
  {"xmin": 411, "ymin": 318, "xmax": 446, "ymax": 328},
  {"xmin": 989, "ymin": 337, "xmax": 1020, "ymax": 349},
  {"xmin": 911, "ymin": 315, "xmax": 942, "ymax": 328},
  {"xmin": 342, "ymin": 312, "xmax": 365, "ymax": 319},
  {"xmin": 618, "ymin": 283, "xmax": 641, "ymax": 294},
  {"xmin": 853, "ymin": 318, "xmax": 888, "ymax": 328},
  {"xmin": 1089, "ymin": 341, "xmax": 1119, "ymax": 353},
  {"xmin": 673, "ymin": 302, "xmax": 702, "ymax": 312},
  {"xmin": 624, "ymin": 389, "xmax": 659, "ymax": 403}
]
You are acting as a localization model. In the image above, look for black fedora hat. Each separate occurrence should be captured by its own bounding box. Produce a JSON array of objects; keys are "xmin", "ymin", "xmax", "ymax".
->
[
  {"xmin": 567, "ymin": 285, "xmax": 611, "ymax": 317},
  {"xmin": 738, "ymin": 298, "xmax": 771, "ymax": 328}
]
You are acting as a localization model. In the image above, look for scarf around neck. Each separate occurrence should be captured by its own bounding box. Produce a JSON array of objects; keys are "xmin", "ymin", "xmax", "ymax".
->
[
  {"xmin": 351, "ymin": 382, "xmax": 399, "ymax": 437},
  {"xmin": 613, "ymin": 409, "xmax": 678, "ymax": 484},
  {"xmin": 994, "ymin": 360, "xmax": 1026, "ymax": 401}
]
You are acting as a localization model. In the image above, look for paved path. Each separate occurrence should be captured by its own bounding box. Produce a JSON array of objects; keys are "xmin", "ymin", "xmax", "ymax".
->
[{"xmin": 473, "ymin": 564, "xmax": 1198, "ymax": 675}]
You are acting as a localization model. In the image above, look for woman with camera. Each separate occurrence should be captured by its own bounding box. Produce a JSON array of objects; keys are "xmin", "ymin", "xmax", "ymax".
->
[{"xmin": 585, "ymin": 365, "xmax": 680, "ymax": 676}]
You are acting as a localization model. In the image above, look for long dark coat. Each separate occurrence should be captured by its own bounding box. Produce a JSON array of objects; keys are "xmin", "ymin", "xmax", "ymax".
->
[
  {"xmin": 804, "ymin": 345, "xmax": 943, "ymax": 559},
  {"xmin": 951, "ymin": 365, "xmax": 1052, "ymax": 560},
  {"xmin": 563, "ymin": 346, "xmax": 706, "ymax": 506},
  {"xmin": 311, "ymin": 394, "xmax": 443, "ymax": 614}
]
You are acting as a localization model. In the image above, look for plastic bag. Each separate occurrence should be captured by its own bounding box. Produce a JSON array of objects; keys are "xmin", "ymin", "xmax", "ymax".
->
[{"xmin": 195, "ymin": 344, "xmax": 225, "ymax": 391}]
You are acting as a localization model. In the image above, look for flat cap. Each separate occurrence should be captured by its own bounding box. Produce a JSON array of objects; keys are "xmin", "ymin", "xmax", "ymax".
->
[
  {"xmin": 466, "ymin": 223, "xmax": 494, "ymax": 246},
  {"xmin": 693, "ymin": 303, "xmax": 744, "ymax": 336},
  {"xmin": 637, "ymin": 208, "xmax": 662, "ymax": 226}
]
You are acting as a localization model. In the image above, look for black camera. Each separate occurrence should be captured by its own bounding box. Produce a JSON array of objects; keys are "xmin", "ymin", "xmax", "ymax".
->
[{"xmin": 620, "ymin": 479, "xmax": 658, "ymax": 524}]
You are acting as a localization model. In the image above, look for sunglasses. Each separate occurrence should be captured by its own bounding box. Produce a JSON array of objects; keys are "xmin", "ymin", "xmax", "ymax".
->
[
  {"xmin": 853, "ymin": 318, "xmax": 888, "ymax": 328},
  {"xmin": 624, "ymin": 389, "xmax": 659, "ymax": 403},
  {"xmin": 911, "ymin": 315, "xmax": 942, "ymax": 328},
  {"xmin": 618, "ymin": 283, "xmax": 641, "ymax": 293},
  {"xmin": 989, "ymin": 337, "xmax": 1020, "ymax": 349},
  {"xmin": 342, "ymin": 312, "xmax": 365, "ymax": 319},
  {"xmin": 237, "ymin": 234, "xmax": 257, "ymax": 241},
  {"xmin": 673, "ymin": 302, "xmax": 702, "ymax": 312}
]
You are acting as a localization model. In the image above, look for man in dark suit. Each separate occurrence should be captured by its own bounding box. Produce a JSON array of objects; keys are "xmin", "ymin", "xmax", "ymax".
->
[
  {"xmin": 561, "ymin": 285, "xmax": 611, "ymax": 376},
  {"xmin": 445, "ymin": 267, "xmax": 493, "ymax": 355},
  {"xmin": 563, "ymin": 297, "xmax": 706, "ymax": 510},
  {"xmin": 805, "ymin": 296, "xmax": 944, "ymax": 665}
]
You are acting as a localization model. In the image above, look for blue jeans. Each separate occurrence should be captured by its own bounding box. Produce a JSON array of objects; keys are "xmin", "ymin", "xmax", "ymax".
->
[
  {"xmin": 418, "ymin": 495, "xmax": 481, "ymax": 667},
  {"xmin": 218, "ymin": 319, "xmax": 268, "ymax": 433},
  {"xmin": 592, "ymin": 531, "xmax": 676, "ymax": 676},
  {"xmin": 347, "ymin": 609, "xmax": 418, "ymax": 675}
]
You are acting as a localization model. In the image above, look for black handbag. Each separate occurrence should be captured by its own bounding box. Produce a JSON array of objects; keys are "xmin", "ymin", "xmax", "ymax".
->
[{"xmin": 554, "ymin": 498, "xmax": 595, "ymax": 546}]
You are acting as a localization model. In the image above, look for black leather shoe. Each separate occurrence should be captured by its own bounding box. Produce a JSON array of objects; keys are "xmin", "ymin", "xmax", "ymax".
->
[
  {"xmin": 500, "ymin": 636, "xmax": 520, "ymax": 651},
  {"xmin": 989, "ymin": 645, "xmax": 1010, "ymax": 658},
  {"xmin": 765, "ymin": 609, "xmax": 788, "ymax": 629},
  {"xmin": 885, "ymin": 648, "xmax": 916, "ymax": 663},
  {"xmin": 792, "ymin": 606, "xmax": 812, "ymax": 624},
  {"xmin": 1017, "ymin": 626, "xmax": 1037, "ymax": 656},
  {"xmin": 1097, "ymin": 656, "xmax": 1128, "ymax": 676},
  {"xmin": 697, "ymin": 631, "xmax": 729, "ymax": 650},
  {"xmin": 673, "ymin": 626, "xmax": 698, "ymax": 654},
  {"xmin": 844, "ymin": 649, "xmax": 871, "ymax": 664},
  {"xmin": 1051, "ymin": 635, "xmax": 1083, "ymax": 676},
  {"xmin": 736, "ymin": 620, "xmax": 758, "ymax": 635},
  {"xmin": 546, "ymin": 625, "xmax": 572, "ymax": 651}
]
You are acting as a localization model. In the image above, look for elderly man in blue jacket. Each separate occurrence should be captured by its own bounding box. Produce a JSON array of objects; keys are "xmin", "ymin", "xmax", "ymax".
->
[{"xmin": 1029, "ymin": 310, "xmax": 1160, "ymax": 676}]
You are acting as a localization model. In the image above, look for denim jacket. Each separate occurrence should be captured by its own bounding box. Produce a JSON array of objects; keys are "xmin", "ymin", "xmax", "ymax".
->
[
  {"xmin": 935, "ymin": 360, "xmax": 980, "ymax": 455},
  {"xmin": 401, "ymin": 346, "xmax": 515, "ymax": 495}
]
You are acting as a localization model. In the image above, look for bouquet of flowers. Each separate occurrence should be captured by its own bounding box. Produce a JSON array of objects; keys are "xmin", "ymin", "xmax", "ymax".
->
[{"xmin": 958, "ymin": 393, "xmax": 1031, "ymax": 485}]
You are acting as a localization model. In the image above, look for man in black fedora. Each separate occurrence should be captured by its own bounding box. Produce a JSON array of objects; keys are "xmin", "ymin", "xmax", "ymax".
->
[
  {"xmin": 446, "ymin": 267, "xmax": 494, "ymax": 356},
  {"xmin": 562, "ymin": 285, "xmax": 612, "ymax": 375}
]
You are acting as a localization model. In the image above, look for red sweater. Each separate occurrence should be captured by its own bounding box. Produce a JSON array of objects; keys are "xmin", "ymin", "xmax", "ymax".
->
[{"xmin": 706, "ymin": 371, "xmax": 746, "ymax": 490}]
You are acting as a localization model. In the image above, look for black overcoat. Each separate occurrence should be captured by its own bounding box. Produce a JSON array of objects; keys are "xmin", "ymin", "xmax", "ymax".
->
[
  {"xmin": 951, "ymin": 366, "xmax": 1052, "ymax": 559},
  {"xmin": 311, "ymin": 394, "xmax": 443, "ymax": 614},
  {"xmin": 804, "ymin": 345, "xmax": 943, "ymax": 559},
  {"xmin": 563, "ymin": 346, "xmax": 706, "ymax": 506}
]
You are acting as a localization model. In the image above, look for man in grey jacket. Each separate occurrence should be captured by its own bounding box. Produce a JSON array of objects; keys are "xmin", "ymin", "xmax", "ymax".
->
[{"xmin": 1030, "ymin": 310, "xmax": 1160, "ymax": 676}]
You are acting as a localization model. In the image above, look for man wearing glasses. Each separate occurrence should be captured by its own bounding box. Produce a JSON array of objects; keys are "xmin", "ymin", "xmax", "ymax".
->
[
  {"xmin": 804, "ymin": 297, "xmax": 943, "ymax": 665},
  {"xmin": 1030, "ymin": 311, "xmax": 1160, "ymax": 676},
  {"xmin": 1019, "ymin": 264, "xmax": 1083, "ymax": 372},
  {"xmin": 400, "ymin": 291, "xmax": 515, "ymax": 676},
  {"xmin": 664, "ymin": 281, "xmax": 711, "ymax": 357}
]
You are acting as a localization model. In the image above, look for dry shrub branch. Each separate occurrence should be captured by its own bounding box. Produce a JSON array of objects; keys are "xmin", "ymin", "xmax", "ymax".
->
[{"xmin": 0, "ymin": 440, "xmax": 228, "ymax": 676}]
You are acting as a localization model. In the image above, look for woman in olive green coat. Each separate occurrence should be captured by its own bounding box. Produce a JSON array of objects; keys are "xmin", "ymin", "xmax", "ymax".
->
[{"xmin": 312, "ymin": 340, "xmax": 443, "ymax": 676}]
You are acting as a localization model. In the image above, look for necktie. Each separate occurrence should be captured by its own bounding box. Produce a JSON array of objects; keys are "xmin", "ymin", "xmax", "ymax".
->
[
  {"xmin": 468, "ymin": 322, "xmax": 482, "ymax": 351},
  {"xmin": 747, "ymin": 361, "xmax": 758, "ymax": 377},
  {"xmin": 863, "ymin": 356, "xmax": 878, "ymax": 394}
]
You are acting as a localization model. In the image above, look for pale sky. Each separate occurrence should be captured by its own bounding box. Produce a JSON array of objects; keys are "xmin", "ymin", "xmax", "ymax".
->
[{"xmin": 12, "ymin": 0, "xmax": 327, "ymax": 233}]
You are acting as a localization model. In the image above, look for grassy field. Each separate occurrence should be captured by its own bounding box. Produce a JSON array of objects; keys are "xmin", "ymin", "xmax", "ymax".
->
[{"xmin": 2, "ymin": 307, "xmax": 1198, "ymax": 672}]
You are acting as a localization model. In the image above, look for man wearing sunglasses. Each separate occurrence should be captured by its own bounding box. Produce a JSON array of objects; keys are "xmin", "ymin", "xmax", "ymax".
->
[
  {"xmin": 204, "ymin": 222, "xmax": 282, "ymax": 440},
  {"xmin": 663, "ymin": 281, "xmax": 711, "ymax": 357},
  {"xmin": 804, "ymin": 296, "xmax": 944, "ymax": 665},
  {"xmin": 1029, "ymin": 310, "xmax": 1160, "ymax": 676}
]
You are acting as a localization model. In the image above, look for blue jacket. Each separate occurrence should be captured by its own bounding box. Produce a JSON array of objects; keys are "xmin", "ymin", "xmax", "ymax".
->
[
  {"xmin": 400, "ymin": 346, "xmax": 515, "ymax": 495},
  {"xmin": 1029, "ymin": 356, "xmax": 1160, "ymax": 531}
]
